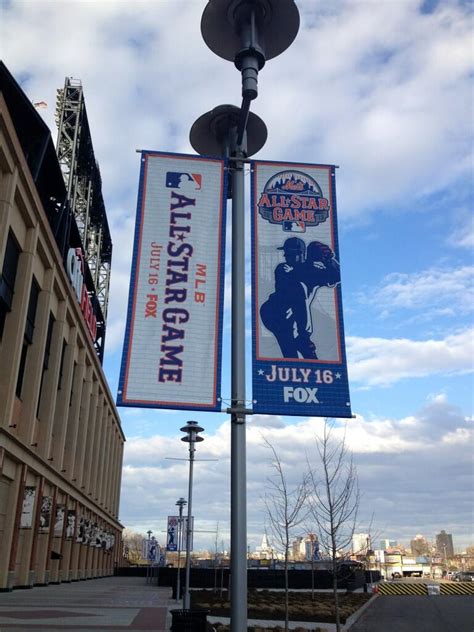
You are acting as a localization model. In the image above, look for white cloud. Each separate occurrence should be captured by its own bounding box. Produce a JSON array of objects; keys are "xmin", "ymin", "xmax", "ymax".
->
[
  {"xmin": 347, "ymin": 328, "xmax": 473, "ymax": 386},
  {"xmin": 2, "ymin": 0, "xmax": 472, "ymax": 221},
  {"xmin": 120, "ymin": 396, "xmax": 473, "ymax": 550},
  {"xmin": 362, "ymin": 265, "xmax": 474, "ymax": 318},
  {"xmin": 448, "ymin": 213, "xmax": 474, "ymax": 250},
  {"xmin": 248, "ymin": 415, "xmax": 285, "ymax": 429}
]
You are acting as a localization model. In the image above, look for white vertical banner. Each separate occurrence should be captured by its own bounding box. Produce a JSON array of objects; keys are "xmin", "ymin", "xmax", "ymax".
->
[
  {"xmin": 20, "ymin": 487, "xmax": 36, "ymax": 528},
  {"xmin": 118, "ymin": 151, "xmax": 227, "ymax": 411}
]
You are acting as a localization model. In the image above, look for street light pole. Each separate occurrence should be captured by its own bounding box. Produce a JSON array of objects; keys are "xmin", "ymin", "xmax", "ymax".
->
[
  {"xmin": 146, "ymin": 530, "xmax": 152, "ymax": 585},
  {"xmin": 195, "ymin": 4, "xmax": 299, "ymax": 629},
  {"xmin": 180, "ymin": 421, "xmax": 204, "ymax": 609},
  {"xmin": 190, "ymin": 105, "xmax": 266, "ymax": 630},
  {"xmin": 175, "ymin": 497, "xmax": 187, "ymax": 602}
]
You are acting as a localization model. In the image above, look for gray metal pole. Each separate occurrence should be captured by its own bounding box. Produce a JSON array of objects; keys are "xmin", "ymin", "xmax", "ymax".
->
[
  {"xmin": 176, "ymin": 504, "xmax": 183, "ymax": 602},
  {"xmin": 146, "ymin": 530, "xmax": 152, "ymax": 585},
  {"xmin": 230, "ymin": 145, "xmax": 247, "ymax": 631},
  {"xmin": 183, "ymin": 443, "xmax": 195, "ymax": 609}
]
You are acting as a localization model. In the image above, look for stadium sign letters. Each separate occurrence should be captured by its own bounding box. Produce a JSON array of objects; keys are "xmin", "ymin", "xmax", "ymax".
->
[
  {"xmin": 118, "ymin": 152, "xmax": 227, "ymax": 411},
  {"xmin": 66, "ymin": 247, "xmax": 97, "ymax": 341},
  {"xmin": 251, "ymin": 161, "xmax": 352, "ymax": 418}
]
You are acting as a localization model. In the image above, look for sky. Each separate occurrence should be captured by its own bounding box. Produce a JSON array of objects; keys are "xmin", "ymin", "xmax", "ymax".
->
[{"xmin": 1, "ymin": 0, "xmax": 473, "ymax": 554}]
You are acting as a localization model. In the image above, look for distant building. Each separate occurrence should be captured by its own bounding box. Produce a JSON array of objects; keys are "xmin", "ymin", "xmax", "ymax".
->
[
  {"xmin": 379, "ymin": 539, "xmax": 398, "ymax": 551},
  {"xmin": 291, "ymin": 536, "xmax": 306, "ymax": 561},
  {"xmin": 255, "ymin": 532, "xmax": 279, "ymax": 560},
  {"xmin": 352, "ymin": 533, "xmax": 370, "ymax": 555},
  {"xmin": 436, "ymin": 531, "xmax": 454, "ymax": 559},
  {"xmin": 304, "ymin": 534, "xmax": 320, "ymax": 561},
  {"xmin": 410, "ymin": 534, "xmax": 432, "ymax": 556}
]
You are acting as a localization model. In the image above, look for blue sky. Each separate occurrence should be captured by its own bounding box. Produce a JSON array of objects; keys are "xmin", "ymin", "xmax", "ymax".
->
[{"xmin": 1, "ymin": 0, "xmax": 472, "ymax": 553}]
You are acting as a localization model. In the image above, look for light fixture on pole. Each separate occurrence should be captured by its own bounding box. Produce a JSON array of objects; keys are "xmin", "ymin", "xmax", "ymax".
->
[
  {"xmin": 175, "ymin": 497, "xmax": 187, "ymax": 602},
  {"xmin": 195, "ymin": 2, "xmax": 299, "ymax": 629},
  {"xmin": 146, "ymin": 530, "xmax": 153, "ymax": 585},
  {"xmin": 201, "ymin": 0, "xmax": 299, "ymax": 145},
  {"xmin": 180, "ymin": 420, "xmax": 204, "ymax": 609}
]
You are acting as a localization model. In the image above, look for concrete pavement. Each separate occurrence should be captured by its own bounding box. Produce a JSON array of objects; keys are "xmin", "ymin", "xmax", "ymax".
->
[
  {"xmin": 0, "ymin": 576, "xmax": 175, "ymax": 631},
  {"xmin": 1, "ymin": 577, "xmax": 470, "ymax": 631}
]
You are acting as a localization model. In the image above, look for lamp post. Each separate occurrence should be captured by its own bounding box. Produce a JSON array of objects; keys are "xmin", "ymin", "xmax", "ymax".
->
[
  {"xmin": 175, "ymin": 497, "xmax": 187, "ymax": 602},
  {"xmin": 180, "ymin": 420, "xmax": 204, "ymax": 609},
  {"xmin": 193, "ymin": 2, "xmax": 299, "ymax": 629},
  {"xmin": 146, "ymin": 530, "xmax": 153, "ymax": 585}
]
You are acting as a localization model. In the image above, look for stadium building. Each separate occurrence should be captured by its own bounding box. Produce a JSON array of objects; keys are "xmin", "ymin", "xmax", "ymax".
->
[{"xmin": 0, "ymin": 62, "xmax": 125, "ymax": 590}]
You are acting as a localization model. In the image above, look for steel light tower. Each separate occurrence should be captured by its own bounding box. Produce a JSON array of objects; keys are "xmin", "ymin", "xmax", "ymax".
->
[
  {"xmin": 193, "ymin": 2, "xmax": 300, "ymax": 629},
  {"xmin": 175, "ymin": 497, "xmax": 187, "ymax": 602},
  {"xmin": 180, "ymin": 421, "xmax": 204, "ymax": 609}
]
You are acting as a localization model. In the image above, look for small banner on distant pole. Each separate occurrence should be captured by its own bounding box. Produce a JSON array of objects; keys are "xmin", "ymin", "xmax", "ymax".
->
[
  {"xmin": 167, "ymin": 515, "xmax": 194, "ymax": 551},
  {"xmin": 251, "ymin": 161, "xmax": 352, "ymax": 417},
  {"xmin": 118, "ymin": 151, "xmax": 227, "ymax": 411}
]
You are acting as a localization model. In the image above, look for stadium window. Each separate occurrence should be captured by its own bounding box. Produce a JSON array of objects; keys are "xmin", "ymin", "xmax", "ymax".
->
[
  {"xmin": 15, "ymin": 341, "xmax": 28, "ymax": 399},
  {"xmin": 37, "ymin": 313, "xmax": 55, "ymax": 418},
  {"xmin": 58, "ymin": 340, "xmax": 67, "ymax": 390},
  {"xmin": 69, "ymin": 361, "xmax": 77, "ymax": 406},
  {"xmin": 15, "ymin": 277, "xmax": 40, "ymax": 399},
  {"xmin": 0, "ymin": 230, "xmax": 21, "ymax": 339}
]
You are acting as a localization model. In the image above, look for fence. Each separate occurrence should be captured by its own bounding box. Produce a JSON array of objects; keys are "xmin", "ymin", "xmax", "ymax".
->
[{"xmin": 116, "ymin": 565, "xmax": 375, "ymax": 592}]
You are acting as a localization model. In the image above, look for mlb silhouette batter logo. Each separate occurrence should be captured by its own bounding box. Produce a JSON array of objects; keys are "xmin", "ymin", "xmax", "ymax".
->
[
  {"xmin": 166, "ymin": 171, "xmax": 202, "ymax": 190},
  {"xmin": 260, "ymin": 237, "xmax": 340, "ymax": 359}
]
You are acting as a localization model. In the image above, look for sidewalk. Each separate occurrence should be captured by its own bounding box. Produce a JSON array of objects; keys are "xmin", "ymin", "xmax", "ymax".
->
[{"xmin": 0, "ymin": 576, "xmax": 176, "ymax": 631}]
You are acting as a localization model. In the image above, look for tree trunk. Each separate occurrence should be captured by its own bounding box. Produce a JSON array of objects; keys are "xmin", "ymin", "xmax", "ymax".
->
[
  {"xmin": 284, "ymin": 549, "xmax": 289, "ymax": 632},
  {"xmin": 332, "ymin": 555, "xmax": 341, "ymax": 632}
]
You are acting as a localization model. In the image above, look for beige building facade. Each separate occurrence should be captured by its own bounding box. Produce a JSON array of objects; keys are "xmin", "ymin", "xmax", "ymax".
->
[{"xmin": 0, "ymin": 66, "xmax": 125, "ymax": 591}]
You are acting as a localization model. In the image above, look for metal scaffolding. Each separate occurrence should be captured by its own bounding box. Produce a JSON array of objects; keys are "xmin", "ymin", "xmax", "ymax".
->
[{"xmin": 55, "ymin": 77, "xmax": 112, "ymax": 322}]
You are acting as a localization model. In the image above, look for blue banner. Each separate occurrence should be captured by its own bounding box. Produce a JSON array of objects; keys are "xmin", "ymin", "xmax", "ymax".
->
[{"xmin": 251, "ymin": 161, "xmax": 352, "ymax": 418}]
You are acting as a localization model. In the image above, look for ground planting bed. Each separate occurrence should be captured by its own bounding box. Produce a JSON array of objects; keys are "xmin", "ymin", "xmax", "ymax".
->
[{"xmin": 191, "ymin": 589, "xmax": 372, "ymax": 623}]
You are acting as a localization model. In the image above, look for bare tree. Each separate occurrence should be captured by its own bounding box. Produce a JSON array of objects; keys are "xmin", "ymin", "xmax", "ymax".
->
[
  {"xmin": 263, "ymin": 436, "xmax": 309, "ymax": 632},
  {"xmin": 355, "ymin": 513, "xmax": 382, "ymax": 588},
  {"xmin": 301, "ymin": 528, "xmax": 321, "ymax": 600},
  {"xmin": 307, "ymin": 420, "xmax": 359, "ymax": 632},
  {"xmin": 122, "ymin": 529, "xmax": 146, "ymax": 565}
]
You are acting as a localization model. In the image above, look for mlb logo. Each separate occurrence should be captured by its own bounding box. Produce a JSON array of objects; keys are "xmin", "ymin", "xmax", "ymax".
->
[
  {"xmin": 283, "ymin": 220, "xmax": 306, "ymax": 233},
  {"xmin": 166, "ymin": 171, "xmax": 202, "ymax": 190}
]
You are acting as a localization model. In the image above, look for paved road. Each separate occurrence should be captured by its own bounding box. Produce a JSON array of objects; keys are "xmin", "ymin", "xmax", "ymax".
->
[{"xmin": 348, "ymin": 594, "xmax": 474, "ymax": 632}]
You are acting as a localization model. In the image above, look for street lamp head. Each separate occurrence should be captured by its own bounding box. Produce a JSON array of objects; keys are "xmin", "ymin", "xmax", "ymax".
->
[
  {"xmin": 180, "ymin": 420, "xmax": 205, "ymax": 444},
  {"xmin": 201, "ymin": 0, "xmax": 300, "ymax": 63},
  {"xmin": 176, "ymin": 497, "xmax": 187, "ymax": 508},
  {"xmin": 190, "ymin": 104, "xmax": 267, "ymax": 158},
  {"xmin": 201, "ymin": 0, "xmax": 299, "ymax": 101}
]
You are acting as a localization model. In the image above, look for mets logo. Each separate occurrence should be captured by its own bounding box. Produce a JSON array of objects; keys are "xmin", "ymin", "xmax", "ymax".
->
[{"xmin": 257, "ymin": 170, "xmax": 329, "ymax": 233}]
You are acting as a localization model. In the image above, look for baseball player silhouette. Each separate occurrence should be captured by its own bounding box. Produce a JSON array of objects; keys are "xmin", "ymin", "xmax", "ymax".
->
[
  {"xmin": 260, "ymin": 238, "xmax": 340, "ymax": 359},
  {"xmin": 260, "ymin": 237, "xmax": 307, "ymax": 357},
  {"xmin": 298, "ymin": 241, "xmax": 340, "ymax": 358}
]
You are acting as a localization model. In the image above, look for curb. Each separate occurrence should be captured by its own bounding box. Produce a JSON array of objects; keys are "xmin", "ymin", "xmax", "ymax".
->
[{"xmin": 344, "ymin": 593, "xmax": 379, "ymax": 631}]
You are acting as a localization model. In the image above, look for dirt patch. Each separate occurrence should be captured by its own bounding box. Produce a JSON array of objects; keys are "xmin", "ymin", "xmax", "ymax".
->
[{"xmin": 191, "ymin": 589, "xmax": 372, "ymax": 624}]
